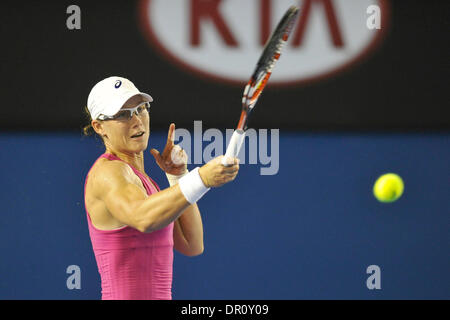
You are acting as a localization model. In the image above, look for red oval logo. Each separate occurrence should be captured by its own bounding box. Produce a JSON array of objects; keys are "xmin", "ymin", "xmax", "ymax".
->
[{"xmin": 138, "ymin": 0, "xmax": 390, "ymax": 86}]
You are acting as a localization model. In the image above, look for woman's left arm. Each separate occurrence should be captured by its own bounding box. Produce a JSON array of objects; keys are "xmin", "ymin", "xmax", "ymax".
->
[
  {"xmin": 173, "ymin": 204, "xmax": 204, "ymax": 256},
  {"xmin": 149, "ymin": 123, "xmax": 204, "ymax": 256}
]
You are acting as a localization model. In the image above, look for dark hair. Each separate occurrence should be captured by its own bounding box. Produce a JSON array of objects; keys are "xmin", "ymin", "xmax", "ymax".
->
[
  {"xmin": 82, "ymin": 106, "xmax": 105, "ymax": 144},
  {"xmin": 82, "ymin": 106, "xmax": 95, "ymax": 136}
]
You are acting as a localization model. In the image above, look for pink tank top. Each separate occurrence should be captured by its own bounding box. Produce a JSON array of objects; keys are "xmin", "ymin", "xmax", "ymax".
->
[{"xmin": 84, "ymin": 153, "xmax": 174, "ymax": 300}]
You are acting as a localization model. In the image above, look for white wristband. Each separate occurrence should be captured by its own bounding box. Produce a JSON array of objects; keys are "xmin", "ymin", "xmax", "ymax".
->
[
  {"xmin": 178, "ymin": 167, "xmax": 210, "ymax": 204},
  {"xmin": 166, "ymin": 170, "xmax": 189, "ymax": 187}
]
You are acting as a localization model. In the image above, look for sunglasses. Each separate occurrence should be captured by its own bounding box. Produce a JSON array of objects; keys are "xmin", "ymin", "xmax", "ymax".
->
[{"xmin": 98, "ymin": 102, "xmax": 150, "ymax": 121}]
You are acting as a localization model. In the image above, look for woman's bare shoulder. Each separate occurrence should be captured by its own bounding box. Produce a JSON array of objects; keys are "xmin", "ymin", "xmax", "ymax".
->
[{"xmin": 87, "ymin": 158, "xmax": 136, "ymax": 197}]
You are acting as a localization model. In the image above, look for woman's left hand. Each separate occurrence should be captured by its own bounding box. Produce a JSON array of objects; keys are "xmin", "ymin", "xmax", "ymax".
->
[{"xmin": 150, "ymin": 123, "xmax": 188, "ymax": 176}]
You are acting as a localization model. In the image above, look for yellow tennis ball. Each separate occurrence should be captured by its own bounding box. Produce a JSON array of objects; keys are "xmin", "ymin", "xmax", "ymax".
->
[{"xmin": 373, "ymin": 173, "xmax": 404, "ymax": 203}]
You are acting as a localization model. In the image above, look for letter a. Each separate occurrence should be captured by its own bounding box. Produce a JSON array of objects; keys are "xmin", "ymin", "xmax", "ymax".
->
[
  {"xmin": 366, "ymin": 5, "xmax": 381, "ymax": 30},
  {"xmin": 66, "ymin": 265, "xmax": 81, "ymax": 290},
  {"xmin": 366, "ymin": 265, "xmax": 381, "ymax": 290},
  {"xmin": 66, "ymin": 5, "xmax": 81, "ymax": 30}
]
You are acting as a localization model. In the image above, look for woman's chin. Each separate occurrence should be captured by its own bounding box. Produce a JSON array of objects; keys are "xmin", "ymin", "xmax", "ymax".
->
[{"xmin": 127, "ymin": 140, "xmax": 148, "ymax": 153}]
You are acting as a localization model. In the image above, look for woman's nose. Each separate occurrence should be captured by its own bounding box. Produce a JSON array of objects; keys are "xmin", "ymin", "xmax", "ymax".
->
[{"xmin": 131, "ymin": 113, "xmax": 147, "ymax": 129}]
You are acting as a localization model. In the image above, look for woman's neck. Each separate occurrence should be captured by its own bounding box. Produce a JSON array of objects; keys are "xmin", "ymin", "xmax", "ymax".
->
[{"xmin": 105, "ymin": 148, "xmax": 145, "ymax": 173}]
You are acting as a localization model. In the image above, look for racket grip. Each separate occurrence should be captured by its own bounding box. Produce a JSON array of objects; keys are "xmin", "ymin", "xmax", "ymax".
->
[{"xmin": 222, "ymin": 129, "xmax": 245, "ymax": 166}]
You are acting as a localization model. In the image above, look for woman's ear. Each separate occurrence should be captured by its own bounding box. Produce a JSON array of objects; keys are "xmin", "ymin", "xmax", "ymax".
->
[{"xmin": 92, "ymin": 120, "xmax": 107, "ymax": 138}]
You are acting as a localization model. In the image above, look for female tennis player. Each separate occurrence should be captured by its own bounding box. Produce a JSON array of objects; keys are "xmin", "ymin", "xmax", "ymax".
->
[{"xmin": 82, "ymin": 76, "xmax": 239, "ymax": 300}]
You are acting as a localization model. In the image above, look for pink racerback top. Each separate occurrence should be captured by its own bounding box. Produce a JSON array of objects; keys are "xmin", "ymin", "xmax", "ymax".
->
[{"xmin": 84, "ymin": 153, "xmax": 174, "ymax": 300}]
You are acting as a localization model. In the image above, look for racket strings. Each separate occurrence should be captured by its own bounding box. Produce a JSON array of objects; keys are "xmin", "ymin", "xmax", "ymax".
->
[{"xmin": 237, "ymin": 6, "xmax": 300, "ymax": 130}]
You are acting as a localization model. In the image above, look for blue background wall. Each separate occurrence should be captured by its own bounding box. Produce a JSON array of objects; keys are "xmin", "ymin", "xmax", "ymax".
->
[{"xmin": 0, "ymin": 131, "xmax": 448, "ymax": 299}]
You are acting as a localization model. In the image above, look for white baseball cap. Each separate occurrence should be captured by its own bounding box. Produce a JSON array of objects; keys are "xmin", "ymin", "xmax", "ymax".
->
[{"xmin": 87, "ymin": 76, "xmax": 153, "ymax": 120}]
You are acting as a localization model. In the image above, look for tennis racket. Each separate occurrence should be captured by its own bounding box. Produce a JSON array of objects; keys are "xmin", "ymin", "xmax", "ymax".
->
[{"xmin": 222, "ymin": 6, "xmax": 299, "ymax": 166}]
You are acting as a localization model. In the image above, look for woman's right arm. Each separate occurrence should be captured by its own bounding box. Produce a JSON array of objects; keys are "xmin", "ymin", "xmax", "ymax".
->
[{"xmin": 96, "ymin": 156, "xmax": 239, "ymax": 233}]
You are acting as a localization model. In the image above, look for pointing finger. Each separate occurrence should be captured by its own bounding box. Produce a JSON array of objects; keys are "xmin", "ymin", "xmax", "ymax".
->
[{"xmin": 167, "ymin": 123, "xmax": 175, "ymax": 144}]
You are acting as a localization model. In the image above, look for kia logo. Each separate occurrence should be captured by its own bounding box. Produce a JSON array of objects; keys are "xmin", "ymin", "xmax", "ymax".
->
[
  {"xmin": 139, "ymin": 0, "xmax": 390, "ymax": 86},
  {"xmin": 114, "ymin": 80, "xmax": 122, "ymax": 88}
]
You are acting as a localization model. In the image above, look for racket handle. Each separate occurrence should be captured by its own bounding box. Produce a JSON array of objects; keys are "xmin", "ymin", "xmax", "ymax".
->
[{"xmin": 222, "ymin": 129, "xmax": 245, "ymax": 166}]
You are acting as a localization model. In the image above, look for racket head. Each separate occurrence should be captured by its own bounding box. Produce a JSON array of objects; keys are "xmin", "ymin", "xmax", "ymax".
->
[{"xmin": 238, "ymin": 6, "xmax": 299, "ymax": 130}]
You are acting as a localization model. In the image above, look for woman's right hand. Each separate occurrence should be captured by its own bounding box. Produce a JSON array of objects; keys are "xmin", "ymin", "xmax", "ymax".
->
[{"xmin": 198, "ymin": 156, "xmax": 240, "ymax": 188}]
